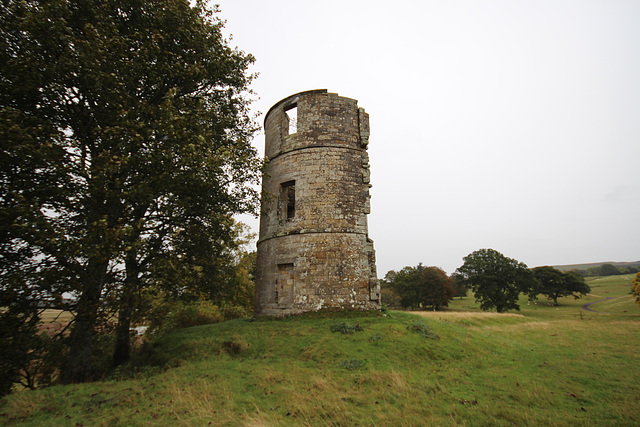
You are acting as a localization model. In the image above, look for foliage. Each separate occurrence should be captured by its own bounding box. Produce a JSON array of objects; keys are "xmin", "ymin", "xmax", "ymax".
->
[
  {"xmin": 0, "ymin": 307, "xmax": 40, "ymax": 396},
  {"xmin": 570, "ymin": 263, "xmax": 640, "ymax": 277},
  {"xmin": 330, "ymin": 322, "xmax": 364, "ymax": 334},
  {"xmin": 1, "ymin": 0, "xmax": 260, "ymax": 388},
  {"xmin": 406, "ymin": 322, "xmax": 439, "ymax": 340},
  {"xmin": 450, "ymin": 272, "xmax": 469, "ymax": 298},
  {"xmin": 598, "ymin": 263, "xmax": 621, "ymax": 277},
  {"xmin": 0, "ymin": 295, "xmax": 69, "ymax": 395},
  {"xmin": 456, "ymin": 248, "xmax": 535, "ymax": 313},
  {"xmin": 531, "ymin": 266, "xmax": 591, "ymax": 306},
  {"xmin": 379, "ymin": 286, "xmax": 402, "ymax": 309},
  {"xmin": 633, "ymin": 272, "xmax": 640, "ymax": 308},
  {"xmin": 384, "ymin": 264, "xmax": 454, "ymax": 310},
  {"xmin": 145, "ymin": 298, "xmax": 250, "ymax": 336}
]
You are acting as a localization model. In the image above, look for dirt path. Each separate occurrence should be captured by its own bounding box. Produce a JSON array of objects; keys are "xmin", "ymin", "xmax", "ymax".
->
[{"xmin": 581, "ymin": 297, "xmax": 615, "ymax": 313}]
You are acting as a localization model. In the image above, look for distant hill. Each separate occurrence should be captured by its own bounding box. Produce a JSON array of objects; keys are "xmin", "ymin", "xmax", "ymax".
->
[{"xmin": 552, "ymin": 261, "xmax": 640, "ymax": 272}]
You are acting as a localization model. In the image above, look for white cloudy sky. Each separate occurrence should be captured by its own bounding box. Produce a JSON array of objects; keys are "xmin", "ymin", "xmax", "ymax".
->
[{"xmin": 217, "ymin": 0, "xmax": 640, "ymax": 275}]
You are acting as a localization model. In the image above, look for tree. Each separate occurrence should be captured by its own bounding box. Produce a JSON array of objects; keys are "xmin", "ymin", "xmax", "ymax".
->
[
  {"xmin": 385, "ymin": 265, "xmax": 423, "ymax": 309},
  {"xmin": 1, "ymin": 0, "xmax": 260, "ymax": 384},
  {"xmin": 420, "ymin": 267, "xmax": 455, "ymax": 310},
  {"xmin": 456, "ymin": 249, "xmax": 534, "ymax": 313},
  {"xmin": 385, "ymin": 264, "xmax": 454, "ymax": 310},
  {"xmin": 450, "ymin": 272, "xmax": 469, "ymax": 299},
  {"xmin": 632, "ymin": 273, "xmax": 640, "ymax": 308},
  {"xmin": 599, "ymin": 264, "xmax": 620, "ymax": 277},
  {"xmin": 531, "ymin": 266, "xmax": 591, "ymax": 306}
]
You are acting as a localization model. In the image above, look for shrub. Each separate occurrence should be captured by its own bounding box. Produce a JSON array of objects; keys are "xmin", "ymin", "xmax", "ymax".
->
[
  {"xmin": 146, "ymin": 299, "xmax": 250, "ymax": 335},
  {"xmin": 407, "ymin": 322, "xmax": 439, "ymax": 340},
  {"xmin": 330, "ymin": 322, "xmax": 364, "ymax": 334},
  {"xmin": 170, "ymin": 301, "xmax": 224, "ymax": 329},
  {"xmin": 220, "ymin": 304, "xmax": 251, "ymax": 320}
]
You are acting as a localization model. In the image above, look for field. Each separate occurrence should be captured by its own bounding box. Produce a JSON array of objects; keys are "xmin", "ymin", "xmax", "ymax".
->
[{"xmin": 1, "ymin": 275, "xmax": 638, "ymax": 426}]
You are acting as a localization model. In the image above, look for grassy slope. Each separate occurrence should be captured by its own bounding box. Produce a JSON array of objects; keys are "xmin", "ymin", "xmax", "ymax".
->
[
  {"xmin": 552, "ymin": 261, "xmax": 640, "ymax": 271},
  {"xmin": 2, "ymin": 276, "xmax": 639, "ymax": 426}
]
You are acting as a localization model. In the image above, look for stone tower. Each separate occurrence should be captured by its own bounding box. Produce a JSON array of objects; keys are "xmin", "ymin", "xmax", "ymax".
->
[{"xmin": 254, "ymin": 90, "xmax": 380, "ymax": 316}]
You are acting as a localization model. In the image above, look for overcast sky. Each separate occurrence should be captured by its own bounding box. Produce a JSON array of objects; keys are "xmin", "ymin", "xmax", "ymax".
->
[{"xmin": 217, "ymin": 0, "xmax": 640, "ymax": 275}]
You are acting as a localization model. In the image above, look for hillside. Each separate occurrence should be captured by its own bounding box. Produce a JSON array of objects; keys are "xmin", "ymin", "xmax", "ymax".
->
[
  {"xmin": 1, "ymin": 275, "xmax": 639, "ymax": 426},
  {"xmin": 552, "ymin": 260, "xmax": 640, "ymax": 272}
]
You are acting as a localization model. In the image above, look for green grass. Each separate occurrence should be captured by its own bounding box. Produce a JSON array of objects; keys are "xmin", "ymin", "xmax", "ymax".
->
[{"xmin": 2, "ymin": 276, "xmax": 639, "ymax": 426}]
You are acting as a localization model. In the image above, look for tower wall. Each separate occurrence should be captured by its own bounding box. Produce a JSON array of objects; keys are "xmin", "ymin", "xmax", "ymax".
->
[{"xmin": 254, "ymin": 90, "xmax": 380, "ymax": 316}]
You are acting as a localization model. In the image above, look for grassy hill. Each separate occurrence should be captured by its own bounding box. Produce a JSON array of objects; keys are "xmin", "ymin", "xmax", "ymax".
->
[
  {"xmin": 552, "ymin": 260, "xmax": 640, "ymax": 272},
  {"xmin": 1, "ymin": 275, "xmax": 639, "ymax": 426}
]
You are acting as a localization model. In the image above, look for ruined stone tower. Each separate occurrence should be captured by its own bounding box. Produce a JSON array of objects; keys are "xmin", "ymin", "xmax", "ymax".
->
[{"xmin": 254, "ymin": 90, "xmax": 380, "ymax": 316}]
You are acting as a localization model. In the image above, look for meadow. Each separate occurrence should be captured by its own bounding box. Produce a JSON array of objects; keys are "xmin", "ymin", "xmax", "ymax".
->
[{"xmin": 1, "ymin": 275, "xmax": 638, "ymax": 426}]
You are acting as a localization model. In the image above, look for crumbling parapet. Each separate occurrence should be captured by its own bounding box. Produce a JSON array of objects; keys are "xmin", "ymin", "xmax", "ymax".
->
[{"xmin": 254, "ymin": 90, "xmax": 380, "ymax": 317}]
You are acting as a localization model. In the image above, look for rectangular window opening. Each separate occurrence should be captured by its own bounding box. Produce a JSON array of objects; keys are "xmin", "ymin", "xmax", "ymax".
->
[
  {"xmin": 281, "ymin": 180, "xmax": 295, "ymax": 220},
  {"xmin": 284, "ymin": 104, "xmax": 297, "ymax": 135}
]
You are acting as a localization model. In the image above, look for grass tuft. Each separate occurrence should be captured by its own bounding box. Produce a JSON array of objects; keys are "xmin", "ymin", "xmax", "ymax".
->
[
  {"xmin": 406, "ymin": 321, "xmax": 439, "ymax": 339},
  {"xmin": 329, "ymin": 322, "xmax": 364, "ymax": 334}
]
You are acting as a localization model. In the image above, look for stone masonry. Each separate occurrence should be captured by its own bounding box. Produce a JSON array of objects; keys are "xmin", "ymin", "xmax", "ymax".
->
[{"xmin": 254, "ymin": 90, "xmax": 380, "ymax": 316}]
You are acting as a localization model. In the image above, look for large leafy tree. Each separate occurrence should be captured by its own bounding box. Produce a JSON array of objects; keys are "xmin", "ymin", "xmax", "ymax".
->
[
  {"xmin": 1, "ymin": 0, "xmax": 261, "ymax": 384},
  {"xmin": 385, "ymin": 264, "xmax": 454, "ymax": 310},
  {"xmin": 531, "ymin": 266, "xmax": 591, "ymax": 306},
  {"xmin": 456, "ymin": 249, "xmax": 534, "ymax": 313}
]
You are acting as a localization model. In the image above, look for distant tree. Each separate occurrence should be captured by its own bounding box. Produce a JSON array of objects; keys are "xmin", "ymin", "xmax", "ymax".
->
[
  {"xmin": 380, "ymin": 288, "xmax": 402, "ymax": 309},
  {"xmin": 585, "ymin": 267, "xmax": 601, "ymax": 277},
  {"xmin": 456, "ymin": 249, "xmax": 535, "ymax": 313},
  {"xmin": 385, "ymin": 265, "xmax": 454, "ymax": 310},
  {"xmin": 450, "ymin": 272, "xmax": 469, "ymax": 299},
  {"xmin": 619, "ymin": 266, "xmax": 639, "ymax": 275},
  {"xmin": 531, "ymin": 267, "xmax": 591, "ymax": 306},
  {"xmin": 599, "ymin": 264, "xmax": 620, "ymax": 277},
  {"xmin": 379, "ymin": 273, "xmax": 402, "ymax": 309},
  {"xmin": 568, "ymin": 269, "xmax": 586, "ymax": 278},
  {"xmin": 385, "ymin": 265, "xmax": 423, "ymax": 309},
  {"xmin": 420, "ymin": 267, "xmax": 455, "ymax": 310}
]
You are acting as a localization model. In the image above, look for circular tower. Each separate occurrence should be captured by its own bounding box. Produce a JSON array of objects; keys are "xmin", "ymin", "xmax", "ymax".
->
[{"xmin": 254, "ymin": 90, "xmax": 380, "ymax": 316}]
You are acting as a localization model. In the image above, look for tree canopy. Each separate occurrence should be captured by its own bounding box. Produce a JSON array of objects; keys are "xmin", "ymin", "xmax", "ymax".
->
[
  {"xmin": 456, "ymin": 249, "xmax": 534, "ymax": 313},
  {"xmin": 531, "ymin": 266, "xmax": 590, "ymax": 306},
  {"xmin": 384, "ymin": 264, "xmax": 454, "ymax": 311},
  {"xmin": 632, "ymin": 273, "xmax": 640, "ymax": 309},
  {"xmin": 1, "ymin": 0, "xmax": 261, "ymax": 388}
]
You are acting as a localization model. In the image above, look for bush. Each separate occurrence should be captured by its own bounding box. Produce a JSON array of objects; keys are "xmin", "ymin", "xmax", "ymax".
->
[
  {"xmin": 145, "ymin": 299, "xmax": 250, "ymax": 335},
  {"xmin": 169, "ymin": 301, "xmax": 224, "ymax": 329},
  {"xmin": 219, "ymin": 304, "xmax": 251, "ymax": 320},
  {"xmin": 330, "ymin": 322, "xmax": 364, "ymax": 334},
  {"xmin": 407, "ymin": 322, "xmax": 439, "ymax": 340}
]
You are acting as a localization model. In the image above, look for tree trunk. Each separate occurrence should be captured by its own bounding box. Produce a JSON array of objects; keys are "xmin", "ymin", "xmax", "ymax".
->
[
  {"xmin": 112, "ymin": 291, "xmax": 134, "ymax": 367},
  {"xmin": 112, "ymin": 251, "xmax": 139, "ymax": 367},
  {"xmin": 60, "ymin": 258, "xmax": 108, "ymax": 384}
]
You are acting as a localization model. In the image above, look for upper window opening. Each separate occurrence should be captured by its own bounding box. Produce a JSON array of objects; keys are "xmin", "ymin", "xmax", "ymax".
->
[
  {"xmin": 281, "ymin": 180, "xmax": 295, "ymax": 220},
  {"xmin": 284, "ymin": 104, "xmax": 297, "ymax": 135}
]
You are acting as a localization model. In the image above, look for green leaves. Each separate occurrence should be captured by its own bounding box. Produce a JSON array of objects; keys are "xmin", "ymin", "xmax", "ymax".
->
[
  {"xmin": 457, "ymin": 249, "xmax": 533, "ymax": 313},
  {"xmin": 2, "ymin": 0, "xmax": 261, "ymax": 385},
  {"xmin": 531, "ymin": 266, "xmax": 591, "ymax": 305},
  {"xmin": 384, "ymin": 264, "xmax": 454, "ymax": 310}
]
